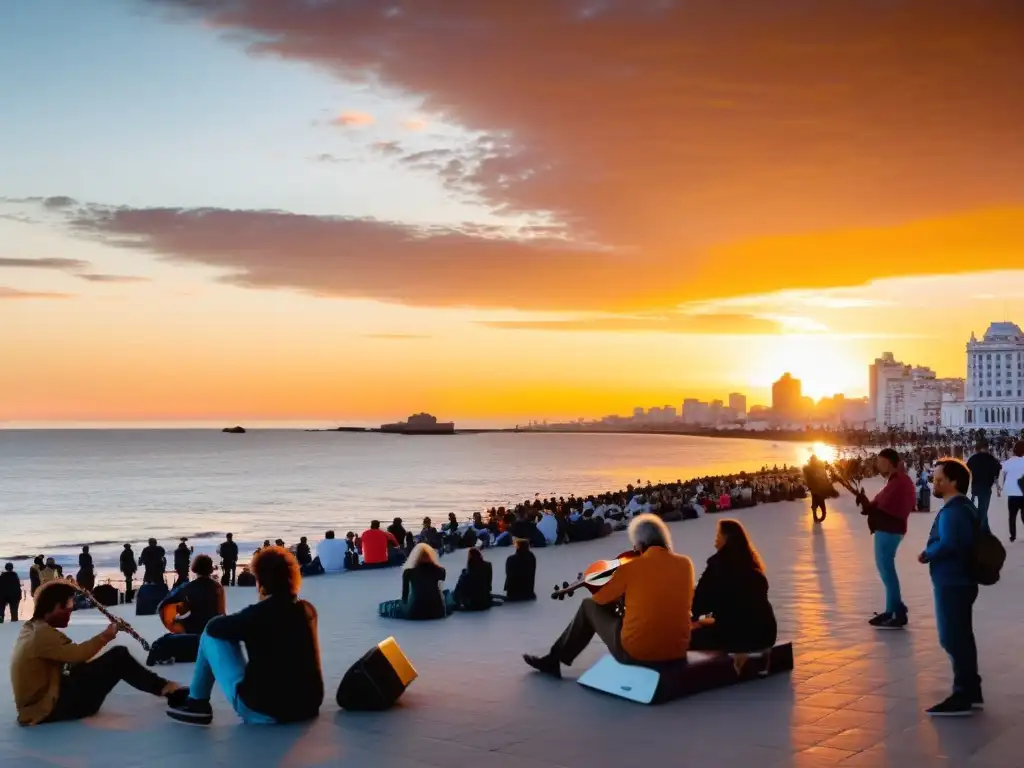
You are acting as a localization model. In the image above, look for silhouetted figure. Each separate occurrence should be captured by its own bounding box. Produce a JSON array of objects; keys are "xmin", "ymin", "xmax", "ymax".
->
[
  {"xmin": 77, "ymin": 546, "xmax": 95, "ymax": 592},
  {"xmin": 218, "ymin": 533, "xmax": 239, "ymax": 587},
  {"xmin": 120, "ymin": 544, "xmax": 137, "ymax": 602},
  {"xmin": 140, "ymin": 538, "xmax": 166, "ymax": 586}
]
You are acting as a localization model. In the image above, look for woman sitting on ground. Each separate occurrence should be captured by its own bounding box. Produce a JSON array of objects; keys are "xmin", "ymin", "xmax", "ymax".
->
[
  {"xmin": 690, "ymin": 519, "xmax": 777, "ymax": 653},
  {"xmin": 453, "ymin": 548, "xmax": 500, "ymax": 611},
  {"xmin": 167, "ymin": 546, "xmax": 323, "ymax": 725},
  {"xmin": 378, "ymin": 543, "xmax": 451, "ymax": 620},
  {"xmin": 504, "ymin": 538, "xmax": 536, "ymax": 601}
]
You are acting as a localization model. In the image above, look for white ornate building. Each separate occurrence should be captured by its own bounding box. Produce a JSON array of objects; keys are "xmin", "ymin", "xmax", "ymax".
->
[{"xmin": 941, "ymin": 322, "xmax": 1024, "ymax": 430}]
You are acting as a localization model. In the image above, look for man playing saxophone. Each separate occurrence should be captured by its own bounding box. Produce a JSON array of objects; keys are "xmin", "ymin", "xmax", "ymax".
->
[{"xmin": 9, "ymin": 580, "xmax": 186, "ymax": 725}]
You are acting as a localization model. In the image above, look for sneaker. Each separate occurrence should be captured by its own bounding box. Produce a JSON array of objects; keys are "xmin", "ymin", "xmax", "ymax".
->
[
  {"xmin": 970, "ymin": 692, "xmax": 985, "ymax": 710},
  {"xmin": 876, "ymin": 614, "xmax": 907, "ymax": 630},
  {"xmin": 926, "ymin": 694, "xmax": 973, "ymax": 717},
  {"xmin": 167, "ymin": 697, "xmax": 213, "ymax": 725},
  {"xmin": 165, "ymin": 687, "xmax": 191, "ymax": 709},
  {"xmin": 523, "ymin": 654, "xmax": 562, "ymax": 679},
  {"xmin": 868, "ymin": 612, "xmax": 892, "ymax": 627}
]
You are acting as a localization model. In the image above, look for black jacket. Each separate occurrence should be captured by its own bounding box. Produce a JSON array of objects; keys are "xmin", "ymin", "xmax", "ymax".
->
[
  {"xmin": 205, "ymin": 595, "xmax": 323, "ymax": 722},
  {"xmin": 295, "ymin": 542, "xmax": 312, "ymax": 565},
  {"xmin": 174, "ymin": 545, "xmax": 192, "ymax": 572},
  {"xmin": 453, "ymin": 561, "xmax": 493, "ymax": 611},
  {"xmin": 119, "ymin": 550, "xmax": 137, "ymax": 575},
  {"xmin": 160, "ymin": 576, "xmax": 223, "ymax": 635},
  {"xmin": 0, "ymin": 571, "xmax": 21, "ymax": 602},
  {"xmin": 692, "ymin": 549, "xmax": 777, "ymax": 651},
  {"xmin": 140, "ymin": 545, "xmax": 166, "ymax": 575},
  {"xmin": 219, "ymin": 540, "xmax": 239, "ymax": 564},
  {"xmin": 401, "ymin": 563, "xmax": 447, "ymax": 620},
  {"xmin": 504, "ymin": 549, "xmax": 536, "ymax": 601}
]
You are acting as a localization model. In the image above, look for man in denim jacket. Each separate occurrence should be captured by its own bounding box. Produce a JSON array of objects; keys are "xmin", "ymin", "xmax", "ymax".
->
[{"xmin": 918, "ymin": 458, "xmax": 982, "ymax": 717}]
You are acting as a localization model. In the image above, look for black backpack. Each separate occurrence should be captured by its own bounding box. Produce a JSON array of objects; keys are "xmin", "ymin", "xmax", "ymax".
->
[{"xmin": 969, "ymin": 508, "xmax": 1006, "ymax": 586}]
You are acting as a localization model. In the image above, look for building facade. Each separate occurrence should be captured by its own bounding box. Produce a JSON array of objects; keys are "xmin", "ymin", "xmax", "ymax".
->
[
  {"xmin": 728, "ymin": 392, "xmax": 747, "ymax": 417},
  {"xmin": 941, "ymin": 322, "xmax": 1024, "ymax": 430},
  {"xmin": 869, "ymin": 352, "xmax": 964, "ymax": 429},
  {"xmin": 771, "ymin": 373, "xmax": 802, "ymax": 421}
]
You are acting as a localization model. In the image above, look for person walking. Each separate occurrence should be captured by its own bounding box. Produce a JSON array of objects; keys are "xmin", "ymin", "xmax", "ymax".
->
[
  {"xmin": 218, "ymin": 533, "xmax": 239, "ymax": 587},
  {"xmin": 1000, "ymin": 441, "xmax": 1024, "ymax": 542},
  {"xmin": 967, "ymin": 439, "xmax": 1002, "ymax": 530},
  {"xmin": 919, "ymin": 458, "xmax": 982, "ymax": 716},
  {"xmin": 856, "ymin": 448, "xmax": 915, "ymax": 629},
  {"xmin": 120, "ymin": 544, "xmax": 137, "ymax": 603},
  {"xmin": 0, "ymin": 563, "xmax": 22, "ymax": 622}
]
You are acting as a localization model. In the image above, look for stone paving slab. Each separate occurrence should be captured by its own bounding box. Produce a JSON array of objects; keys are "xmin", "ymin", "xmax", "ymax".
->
[{"xmin": 2, "ymin": 482, "xmax": 1023, "ymax": 767}]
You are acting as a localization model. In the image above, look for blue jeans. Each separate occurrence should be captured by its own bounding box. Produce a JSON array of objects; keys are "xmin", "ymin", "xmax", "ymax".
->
[
  {"xmin": 189, "ymin": 633, "xmax": 276, "ymax": 724},
  {"xmin": 971, "ymin": 487, "xmax": 992, "ymax": 531},
  {"xmin": 934, "ymin": 585, "xmax": 981, "ymax": 696},
  {"xmin": 873, "ymin": 531, "xmax": 906, "ymax": 616}
]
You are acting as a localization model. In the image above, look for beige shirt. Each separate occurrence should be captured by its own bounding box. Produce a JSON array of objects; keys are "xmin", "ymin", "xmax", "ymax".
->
[{"xmin": 10, "ymin": 620, "xmax": 108, "ymax": 725}]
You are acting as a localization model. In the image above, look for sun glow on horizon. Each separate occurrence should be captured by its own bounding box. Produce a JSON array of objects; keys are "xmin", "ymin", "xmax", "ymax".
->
[{"xmin": 747, "ymin": 334, "xmax": 868, "ymax": 402}]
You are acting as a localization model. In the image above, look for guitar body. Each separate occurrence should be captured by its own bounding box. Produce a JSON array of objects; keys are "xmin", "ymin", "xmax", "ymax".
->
[
  {"xmin": 159, "ymin": 601, "xmax": 189, "ymax": 634},
  {"xmin": 552, "ymin": 550, "xmax": 637, "ymax": 599}
]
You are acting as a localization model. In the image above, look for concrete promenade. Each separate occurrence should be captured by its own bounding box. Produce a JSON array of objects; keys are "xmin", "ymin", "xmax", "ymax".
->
[{"xmin": 2, "ymin": 484, "xmax": 1022, "ymax": 767}]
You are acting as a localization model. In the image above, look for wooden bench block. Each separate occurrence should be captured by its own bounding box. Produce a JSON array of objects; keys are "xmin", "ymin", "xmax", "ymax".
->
[{"xmin": 577, "ymin": 642, "xmax": 794, "ymax": 704}]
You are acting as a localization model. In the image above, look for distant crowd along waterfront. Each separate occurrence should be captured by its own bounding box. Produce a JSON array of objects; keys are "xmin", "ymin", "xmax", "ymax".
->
[
  {"xmin": 1, "ymin": 464, "xmax": 811, "ymax": 612},
  {"xmin": 7, "ymin": 447, "xmax": 1007, "ymax": 725}
]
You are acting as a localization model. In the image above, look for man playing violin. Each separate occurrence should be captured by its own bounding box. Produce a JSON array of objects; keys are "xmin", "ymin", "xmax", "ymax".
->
[{"xmin": 524, "ymin": 513, "xmax": 695, "ymax": 677}]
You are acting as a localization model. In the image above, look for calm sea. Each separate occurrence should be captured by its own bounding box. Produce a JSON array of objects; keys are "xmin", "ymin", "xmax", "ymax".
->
[{"xmin": 0, "ymin": 430, "xmax": 827, "ymax": 575}]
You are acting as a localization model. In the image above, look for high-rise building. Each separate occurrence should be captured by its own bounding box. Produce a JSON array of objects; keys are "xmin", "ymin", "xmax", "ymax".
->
[
  {"xmin": 871, "ymin": 352, "xmax": 964, "ymax": 428},
  {"xmin": 941, "ymin": 322, "xmax": 1024, "ymax": 429},
  {"xmin": 633, "ymin": 407, "xmax": 645, "ymax": 420},
  {"xmin": 682, "ymin": 398, "xmax": 709, "ymax": 425},
  {"xmin": 869, "ymin": 352, "xmax": 911, "ymax": 426},
  {"xmin": 771, "ymin": 373, "xmax": 802, "ymax": 420},
  {"xmin": 728, "ymin": 392, "xmax": 747, "ymax": 417}
]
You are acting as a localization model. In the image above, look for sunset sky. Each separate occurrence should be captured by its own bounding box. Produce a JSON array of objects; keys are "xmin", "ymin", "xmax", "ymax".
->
[{"xmin": 2, "ymin": 1, "xmax": 1023, "ymax": 426}]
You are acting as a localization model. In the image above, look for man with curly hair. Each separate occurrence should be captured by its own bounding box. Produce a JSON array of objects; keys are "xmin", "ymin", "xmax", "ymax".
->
[{"xmin": 167, "ymin": 546, "xmax": 323, "ymax": 725}]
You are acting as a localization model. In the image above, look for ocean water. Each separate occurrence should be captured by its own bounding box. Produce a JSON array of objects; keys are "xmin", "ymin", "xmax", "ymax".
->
[{"xmin": 0, "ymin": 430, "xmax": 828, "ymax": 575}]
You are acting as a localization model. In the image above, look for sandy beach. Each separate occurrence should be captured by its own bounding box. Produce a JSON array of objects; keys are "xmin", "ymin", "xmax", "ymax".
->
[{"xmin": 1, "ymin": 480, "xmax": 1021, "ymax": 767}]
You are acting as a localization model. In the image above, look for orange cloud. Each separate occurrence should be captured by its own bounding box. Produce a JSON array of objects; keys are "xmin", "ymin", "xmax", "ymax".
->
[
  {"xmin": 0, "ymin": 286, "xmax": 72, "ymax": 299},
  {"xmin": 400, "ymin": 117, "xmax": 428, "ymax": 131},
  {"xmin": 151, "ymin": 0, "xmax": 1024, "ymax": 252},
  {"xmin": 330, "ymin": 110, "xmax": 374, "ymax": 127},
  {"xmin": 40, "ymin": 200, "xmax": 1024, "ymax": 314},
  {"xmin": 481, "ymin": 313, "xmax": 782, "ymax": 335}
]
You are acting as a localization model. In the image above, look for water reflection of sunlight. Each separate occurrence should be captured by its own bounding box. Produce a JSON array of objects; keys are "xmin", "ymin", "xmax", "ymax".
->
[{"xmin": 806, "ymin": 441, "xmax": 837, "ymax": 463}]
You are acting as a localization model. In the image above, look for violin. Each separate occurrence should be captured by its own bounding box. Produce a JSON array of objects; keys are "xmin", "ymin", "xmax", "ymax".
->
[{"xmin": 551, "ymin": 550, "xmax": 637, "ymax": 600}]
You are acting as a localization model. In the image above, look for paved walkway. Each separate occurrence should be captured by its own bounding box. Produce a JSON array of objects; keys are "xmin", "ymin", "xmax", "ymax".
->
[{"xmin": 2, "ymin": 484, "xmax": 1022, "ymax": 767}]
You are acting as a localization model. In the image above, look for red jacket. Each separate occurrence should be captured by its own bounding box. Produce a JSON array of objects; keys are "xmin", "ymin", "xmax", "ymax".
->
[{"xmin": 865, "ymin": 471, "xmax": 915, "ymax": 535}]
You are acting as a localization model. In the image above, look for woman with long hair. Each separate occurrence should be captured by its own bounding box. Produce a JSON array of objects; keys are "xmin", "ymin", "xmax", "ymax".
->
[
  {"xmin": 690, "ymin": 519, "xmax": 777, "ymax": 652},
  {"xmin": 379, "ymin": 543, "xmax": 450, "ymax": 620},
  {"xmin": 452, "ymin": 547, "xmax": 498, "ymax": 611}
]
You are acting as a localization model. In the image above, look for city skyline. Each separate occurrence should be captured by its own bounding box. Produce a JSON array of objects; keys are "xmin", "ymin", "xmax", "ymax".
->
[{"xmin": 2, "ymin": 3, "xmax": 1024, "ymax": 425}]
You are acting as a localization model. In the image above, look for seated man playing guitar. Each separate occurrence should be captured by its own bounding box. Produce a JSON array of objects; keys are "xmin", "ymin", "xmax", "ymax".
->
[
  {"xmin": 524, "ymin": 514, "xmax": 695, "ymax": 677},
  {"xmin": 158, "ymin": 554, "xmax": 226, "ymax": 636}
]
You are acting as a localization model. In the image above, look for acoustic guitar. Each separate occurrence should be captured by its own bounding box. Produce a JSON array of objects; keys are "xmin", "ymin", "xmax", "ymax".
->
[
  {"xmin": 159, "ymin": 600, "xmax": 190, "ymax": 634},
  {"xmin": 551, "ymin": 550, "xmax": 637, "ymax": 600}
]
